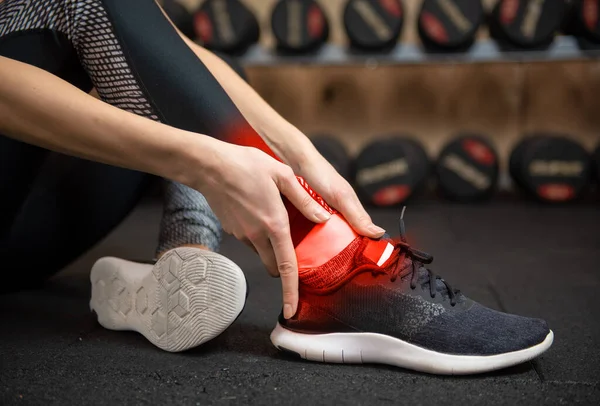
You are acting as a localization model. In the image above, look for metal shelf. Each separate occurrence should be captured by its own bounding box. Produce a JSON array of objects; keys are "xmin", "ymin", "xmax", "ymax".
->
[{"xmin": 241, "ymin": 36, "xmax": 600, "ymax": 67}]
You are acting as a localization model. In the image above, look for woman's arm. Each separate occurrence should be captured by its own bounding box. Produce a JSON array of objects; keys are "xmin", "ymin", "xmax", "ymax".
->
[{"xmin": 0, "ymin": 55, "xmax": 208, "ymax": 186}]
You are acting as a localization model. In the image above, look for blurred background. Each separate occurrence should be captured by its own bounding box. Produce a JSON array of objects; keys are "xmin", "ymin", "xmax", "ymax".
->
[{"xmin": 163, "ymin": 0, "xmax": 600, "ymax": 204}]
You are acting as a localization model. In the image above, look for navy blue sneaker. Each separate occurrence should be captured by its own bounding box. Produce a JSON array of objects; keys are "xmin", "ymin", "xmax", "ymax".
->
[{"xmin": 271, "ymin": 212, "xmax": 553, "ymax": 375}]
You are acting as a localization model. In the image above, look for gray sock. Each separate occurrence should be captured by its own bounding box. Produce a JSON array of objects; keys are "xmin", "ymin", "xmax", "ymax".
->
[{"xmin": 156, "ymin": 180, "xmax": 222, "ymax": 256}]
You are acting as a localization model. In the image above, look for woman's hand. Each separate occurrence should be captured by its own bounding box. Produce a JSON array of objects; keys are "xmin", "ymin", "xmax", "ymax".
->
[
  {"xmin": 290, "ymin": 139, "xmax": 386, "ymax": 240},
  {"xmin": 193, "ymin": 141, "xmax": 331, "ymax": 319}
]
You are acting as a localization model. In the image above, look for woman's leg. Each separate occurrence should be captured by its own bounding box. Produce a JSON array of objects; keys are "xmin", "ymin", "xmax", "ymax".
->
[
  {"xmin": 157, "ymin": 181, "xmax": 222, "ymax": 255},
  {"xmin": 0, "ymin": 0, "xmax": 223, "ymax": 287},
  {"xmin": 0, "ymin": 18, "xmax": 84, "ymax": 243},
  {"xmin": 0, "ymin": 0, "xmax": 258, "ymax": 143},
  {"xmin": 0, "ymin": 152, "xmax": 150, "ymax": 291},
  {"xmin": 0, "ymin": 136, "xmax": 48, "ymax": 243},
  {"xmin": 0, "ymin": 10, "xmax": 150, "ymax": 289}
]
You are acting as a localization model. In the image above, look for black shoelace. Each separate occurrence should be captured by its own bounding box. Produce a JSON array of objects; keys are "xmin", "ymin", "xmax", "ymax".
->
[{"xmin": 384, "ymin": 209, "xmax": 460, "ymax": 307}]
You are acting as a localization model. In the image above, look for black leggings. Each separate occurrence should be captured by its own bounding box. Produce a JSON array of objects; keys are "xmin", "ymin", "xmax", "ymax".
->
[{"xmin": 0, "ymin": 0, "xmax": 268, "ymax": 288}]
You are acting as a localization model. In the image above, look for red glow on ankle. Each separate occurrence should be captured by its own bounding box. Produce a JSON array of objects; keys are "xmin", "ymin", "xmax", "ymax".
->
[{"xmin": 296, "ymin": 214, "xmax": 358, "ymax": 269}]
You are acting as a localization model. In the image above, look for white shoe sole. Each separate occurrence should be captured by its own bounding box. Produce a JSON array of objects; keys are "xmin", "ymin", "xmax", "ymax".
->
[
  {"xmin": 270, "ymin": 323, "xmax": 554, "ymax": 375},
  {"xmin": 90, "ymin": 247, "xmax": 247, "ymax": 352}
]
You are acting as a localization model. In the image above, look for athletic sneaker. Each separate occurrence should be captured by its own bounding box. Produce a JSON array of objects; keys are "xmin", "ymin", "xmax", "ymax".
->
[
  {"xmin": 271, "ymin": 213, "xmax": 553, "ymax": 375},
  {"xmin": 90, "ymin": 247, "xmax": 246, "ymax": 352}
]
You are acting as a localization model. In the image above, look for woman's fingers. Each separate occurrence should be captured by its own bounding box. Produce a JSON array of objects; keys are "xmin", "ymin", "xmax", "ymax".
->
[
  {"xmin": 268, "ymin": 225, "xmax": 299, "ymax": 319},
  {"xmin": 276, "ymin": 167, "xmax": 331, "ymax": 223},
  {"xmin": 330, "ymin": 185, "xmax": 385, "ymax": 238},
  {"xmin": 250, "ymin": 219, "xmax": 299, "ymax": 319},
  {"xmin": 251, "ymin": 236, "xmax": 278, "ymax": 277}
]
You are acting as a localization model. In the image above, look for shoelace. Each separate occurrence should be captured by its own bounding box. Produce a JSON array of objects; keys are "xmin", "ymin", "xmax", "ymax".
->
[{"xmin": 373, "ymin": 209, "xmax": 460, "ymax": 307}]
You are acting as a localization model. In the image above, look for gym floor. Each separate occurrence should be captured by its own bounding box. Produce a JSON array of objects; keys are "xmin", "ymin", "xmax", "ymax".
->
[{"xmin": 1, "ymin": 198, "xmax": 599, "ymax": 405}]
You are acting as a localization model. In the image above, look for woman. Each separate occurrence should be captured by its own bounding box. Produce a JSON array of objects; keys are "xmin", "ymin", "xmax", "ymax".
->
[
  {"xmin": 0, "ymin": 0, "xmax": 552, "ymax": 374},
  {"xmin": 0, "ymin": 0, "xmax": 384, "ymax": 350}
]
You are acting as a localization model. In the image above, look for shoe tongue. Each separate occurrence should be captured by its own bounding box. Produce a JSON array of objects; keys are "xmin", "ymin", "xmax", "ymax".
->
[{"xmin": 362, "ymin": 238, "xmax": 396, "ymax": 268}]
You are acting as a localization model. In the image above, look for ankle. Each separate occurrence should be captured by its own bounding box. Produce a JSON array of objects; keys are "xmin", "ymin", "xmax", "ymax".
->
[
  {"xmin": 295, "ymin": 214, "xmax": 358, "ymax": 269},
  {"xmin": 298, "ymin": 237, "xmax": 363, "ymax": 289}
]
